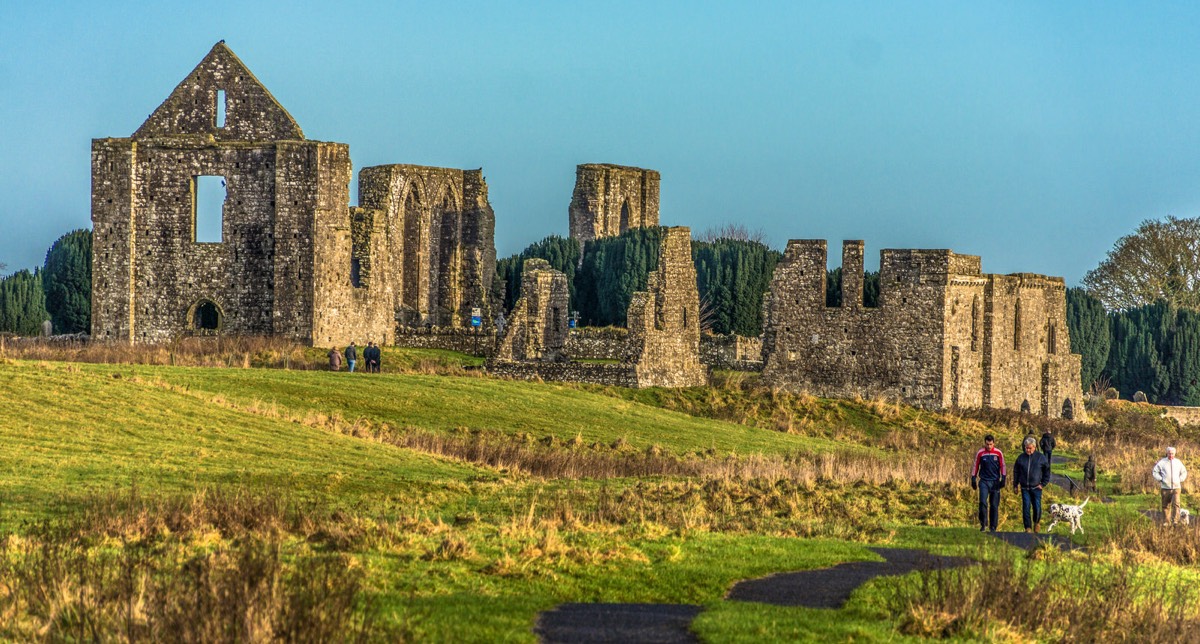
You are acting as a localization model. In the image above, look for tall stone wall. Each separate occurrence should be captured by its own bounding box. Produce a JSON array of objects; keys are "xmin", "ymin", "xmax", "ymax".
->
[
  {"xmin": 568, "ymin": 164, "xmax": 660, "ymax": 243},
  {"xmin": 626, "ymin": 227, "xmax": 708, "ymax": 387},
  {"xmin": 92, "ymin": 42, "xmax": 338, "ymax": 345},
  {"xmin": 760, "ymin": 240, "xmax": 1083, "ymax": 418},
  {"xmin": 358, "ymin": 164, "xmax": 496, "ymax": 328},
  {"xmin": 92, "ymin": 43, "xmax": 493, "ymax": 349},
  {"xmin": 494, "ymin": 259, "xmax": 569, "ymax": 362}
]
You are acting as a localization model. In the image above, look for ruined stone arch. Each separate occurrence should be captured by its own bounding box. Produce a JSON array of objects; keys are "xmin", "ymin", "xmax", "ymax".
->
[
  {"xmin": 401, "ymin": 182, "xmax": 425, "ymax": 314},
  {"xmin": 619, "ymin": 199, "xmax": 631, "ymax": 231},
  {"xmin": 1062, "ymin": 398, "xmax": 1074, "ymax": 420},
  {"xmin": 186, "ymin": 297, "xmax": 224, "ymax": 333}
]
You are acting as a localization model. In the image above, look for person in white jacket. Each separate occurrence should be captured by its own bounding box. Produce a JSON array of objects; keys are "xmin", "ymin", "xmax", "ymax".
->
[{"xmin": 1152, "ymin": 446, "xmax": 1188, "ymax": 525}]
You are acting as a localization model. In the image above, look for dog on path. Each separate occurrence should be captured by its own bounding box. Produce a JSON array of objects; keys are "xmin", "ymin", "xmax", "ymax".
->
[{"xmin": 1046, "ymin": 497, "xmax": 1090, "ymax": 535}]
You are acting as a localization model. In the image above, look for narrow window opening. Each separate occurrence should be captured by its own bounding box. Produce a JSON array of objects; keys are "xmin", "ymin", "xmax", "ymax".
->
[
  {"xmin": 619, "ymin": 200, "xmax": 631, "ymax": 231},
  {"xmin": 216, "ymin": 89, "xmax": 227, "ymax": 128},
  {"xmin": 553, "ymin": 307, "xmax": 561, "ymax": 332},
  {"xmin": 682, "ymin": 307, "xmax": 688, "ymax": 329},
  {"xmin": 1048, "ymin": 323, "xmax": 1057, "ymax": 354},
  {"xmin": 1013, "ymin": 300, "xmax": 1023, "ymax": 351},
  {"xmin": 863, "ymin": 270, "xmax": 880, "ymax": 308},
  {"xmin": 826, "ymin": 268, "xmax": 843, "ymax": 307},
  {"xmin": 350, "ymin": 258, "xmax": 362, "ymax": 288},
  {"xmin": 192, "ymin": 175, "xmax": 225, "ymax": 243}
]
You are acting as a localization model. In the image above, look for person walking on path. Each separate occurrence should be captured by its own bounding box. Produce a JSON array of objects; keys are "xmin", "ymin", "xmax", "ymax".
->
[
  {"xmin": 345, "ymin": 342, "xmax": 358, "ymax": 373},
  {"xmin": 328, "ymin": 346, "xmax": 343, "ymax": 371},
  {"xmin": 971, "ymin": 434, "xmax": 1007, "ymax": 532},
  {"xmin": 1013, "ymin": 436, "xmax": 1051, "ymax": 533},
  {"xmin": 1152, "ymin": 447, "xmax": 1188, "ymax": 525},
  {"xmin": 1083, "ymin": 455, "xmax": 1097, "ymax": 493},
  {"xmin": 1040, "ymin": 431, "xmax": 1057, "ymax": 468},
  {"xmin": 370, "ymin": 342, "xmax": 382, "ymax": 373}
]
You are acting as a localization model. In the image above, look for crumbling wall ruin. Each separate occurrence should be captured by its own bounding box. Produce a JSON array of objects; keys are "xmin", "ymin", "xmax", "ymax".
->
[
  {"xmin": 568, "ymin": 164, "xmax": 660, "ymax": 243},
  {"xmin": 625, "ymin": 227, "xmax": 707, "ymax": 387},
  {"xmin": 489, "ymin": 227, "xmax": 707, "ymax": 389},
  {"xmin": 91, "ymin": 42, "xmax": 495, "ymax": 348},
  {"xmin": 494, "ymin": 259, "xmax": 569, "ymax": 362},
  {"xmin": 760, "ymin": 240, "xmax": 1083, "ymax": 418},
  {"xmin": 358, "ymin": 164, "xmax": 496, "ymax": 329}
]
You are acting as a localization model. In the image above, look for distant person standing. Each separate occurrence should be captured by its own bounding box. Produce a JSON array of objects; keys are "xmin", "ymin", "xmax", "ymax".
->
[
  {"xmin": 328, "ymin": 346, "xmax": 343, "ymax": 371},
  {"xmin": 971, "ymin": 434, "xmax": 1007, "ymax": 532},
  {"xmin": 371, "ymin": 342, "xmax": 382, "ymax": 373},
  {"xmin": 1152, "ymin": 446, "xmax": 1188, "ymax": 525},
  {"xmin": 1040, "ymin": 430, "xmax": 1057, "ymax": 469},
  {"xmin": 345, "ymin": 342, "xmax": 358, "ymax": 373},
  {"xmin": 1083, "ymin": 455, "xmax": 1097, "ymax": 493},
  {"xmin": 1013, "ymin": 436, "xmax": 1051, "ymax": 533}
]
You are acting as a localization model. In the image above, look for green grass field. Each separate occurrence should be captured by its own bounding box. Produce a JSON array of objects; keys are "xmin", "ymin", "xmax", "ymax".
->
[{"xmin": 2, "ymin": 354, "xmax": 1198, "ymax": 642}]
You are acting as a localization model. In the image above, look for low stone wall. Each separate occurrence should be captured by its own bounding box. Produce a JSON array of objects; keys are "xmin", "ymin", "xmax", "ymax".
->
[
  {"xmin": 392, "ymin": 326, "xmax": 496, "ymax": 356},
  {"xmin": 1162, "ymin": 406, "xmax": 1200, "ymax": 428},
  {"xmin": 700, "ymin": 333, "xmax": 763, "ymax": 371},
  {"xmin": 564, "ymin": 327, "xmax": 628, "ymax": 360},
  {"xmin": 487, "ymin": 361, "xmax": 638, "ymax": 388}
]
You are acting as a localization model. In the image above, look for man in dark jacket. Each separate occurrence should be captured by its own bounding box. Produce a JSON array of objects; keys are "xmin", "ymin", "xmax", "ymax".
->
[
  {"xmin": 1013, "ymin": 436, "xmax": 1052, "ymax": 532},
  {"xmin": 971, "ymin": 434, "xmax": 1007, "ymax": 532},
  {"xmin": 1040, "ymin": 431, "xmax": 1057, "ymax": 468},
  {"xmin": 1083, "ymin": 455, "xmax": 1097, "ymax": 492},
  {"xmin": 345, "ymin": 342, "xmax": 358, "ymax": 373}
]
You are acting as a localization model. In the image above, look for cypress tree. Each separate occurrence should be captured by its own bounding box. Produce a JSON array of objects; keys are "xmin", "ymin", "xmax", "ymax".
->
[
  {"xmin": 42, "ymin": 229, "xmax": 92, "ymax": 334},
  {"xmin": 0, "ymin": 269, "xmax": 50, "ymax": 336},
  {"xmin": 1066, "ymin": 287, "xmax": 1111, "ymax": 389}
]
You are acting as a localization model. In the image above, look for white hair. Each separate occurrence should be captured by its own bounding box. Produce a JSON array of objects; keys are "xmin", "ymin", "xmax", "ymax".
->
[
  {"xmin": 1024, "ymin": 437, "xmax": 1037, "ymax": 448},
  {"xmin": 1167, "ymin": 446, "xmax": 1177, "ymax": 456}
]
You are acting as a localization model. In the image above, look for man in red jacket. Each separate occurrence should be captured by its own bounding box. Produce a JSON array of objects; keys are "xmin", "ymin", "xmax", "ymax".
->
[{"xmin": 971, "ymin": 434, "xmax": 1007, "ymax": 532}]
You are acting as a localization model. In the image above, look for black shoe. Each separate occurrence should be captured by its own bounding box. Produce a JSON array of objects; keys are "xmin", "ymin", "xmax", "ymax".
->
[{"xmin": 980, "ymin": 526, "xmax": 986, "ymax": 532}]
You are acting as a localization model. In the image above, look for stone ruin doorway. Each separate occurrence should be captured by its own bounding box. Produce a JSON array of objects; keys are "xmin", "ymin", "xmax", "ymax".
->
[
  {"xmin": 190, "ymin": 299, "xmax": 222, "ymax": 334},
  {"xmin": 1062, "ymin": 398, "xmax": 1074, "ymax": 420}
]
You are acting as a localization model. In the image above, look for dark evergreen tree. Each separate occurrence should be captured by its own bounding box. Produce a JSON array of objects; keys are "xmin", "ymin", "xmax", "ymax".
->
[
  {"xmin": 494, "ymin": 235, "xmax": 581, "ymax": 312},
  {"xmin": 1066, "ymin": 287, "xmax": 1111, "ymax": 389},
  {"xmin": 0, "ymin": 269, "xmax": 50, "ymax": 336},
  {"xmin": 575, "ymin": 227, "xmax": 664, "ymax": 326},
  {"xmin": 42, "ymin": 229, "xmax": 92, "ymax": 334},
  {"xmin": 826, "ymin": 268, "xmax": 879, "ymax": 308},
  {"xmin": 691, "ymin": 238, "xmax": 780, "ymax": 335}
]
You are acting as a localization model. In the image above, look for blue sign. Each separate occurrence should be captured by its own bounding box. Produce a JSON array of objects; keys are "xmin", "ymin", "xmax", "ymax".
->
[{"xmin": 471, "ymin": 316, "xmax": 482, "ymax": 327}]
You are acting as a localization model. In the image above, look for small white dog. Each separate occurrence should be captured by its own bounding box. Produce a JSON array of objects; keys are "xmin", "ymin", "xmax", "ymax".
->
[
  {"xmin": 1046, "ymin": 497, "xmax": 1090, "ymax": 535},
  {"xmin": 1179, "ymin": 508, "xmax": 1191, "ymax": 526}
]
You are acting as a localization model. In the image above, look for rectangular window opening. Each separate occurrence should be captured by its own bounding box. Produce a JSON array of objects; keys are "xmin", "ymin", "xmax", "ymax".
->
[
  {"xmin": 216, "ymin": 89, "xmax": 227, "ymax": 128},
  {"xmin": 193, "ymin": 175, "xmax": 226, "ymax": 243}
]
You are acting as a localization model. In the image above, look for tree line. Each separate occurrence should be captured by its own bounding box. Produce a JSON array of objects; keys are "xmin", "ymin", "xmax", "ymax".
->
[
  {"xmin": 495, "ymin": 227, "xmax": 782, "ymax": 335},
  {"xmin": 0, "ymin": 229, "xmax": 91, "ymax": 336}
]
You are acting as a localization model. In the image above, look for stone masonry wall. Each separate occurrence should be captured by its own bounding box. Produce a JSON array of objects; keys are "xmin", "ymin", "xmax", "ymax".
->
[
  {"xmin": 760, "ymin": 239, "xmax": 1084, "ymax": 417},
  {"xmin": 494, "ymin": 259, "xmax": 569, "ymax": 362},
  {"xmin": 568, "ymin": 164, "xmax": 660, "ymax": 243},
  {"xmin": 93, "ymin": 43, "xmax": 493, "ymax": 349},
  {"xmin": 626, "ymin": 227, "xmax": 708, "ymax": 387},
  {"xmin": 358, "ymin": 164, "xmax": 496, "ymax": 328}
]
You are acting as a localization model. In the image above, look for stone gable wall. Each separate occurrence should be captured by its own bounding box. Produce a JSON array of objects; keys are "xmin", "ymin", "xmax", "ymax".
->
[{"xmin": 92, "ymin": 43, "xmax": 495, "ymax": 348}]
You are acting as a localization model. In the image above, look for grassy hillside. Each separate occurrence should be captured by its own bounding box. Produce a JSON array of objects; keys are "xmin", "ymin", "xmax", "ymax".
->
[{"xmin": 1, "ymin": 355, "xmax": 1199, "ymax": 641}]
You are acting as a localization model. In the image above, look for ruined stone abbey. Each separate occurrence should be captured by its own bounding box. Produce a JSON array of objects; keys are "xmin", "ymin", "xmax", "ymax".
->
[{"xmin": 90, "ymin": 43, "xmax": 1084, "ymax": 410}]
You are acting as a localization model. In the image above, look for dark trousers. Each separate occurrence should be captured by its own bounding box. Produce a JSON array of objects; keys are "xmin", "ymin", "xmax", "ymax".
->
[
  {"xmin": 978, "ymin": 479, "xmax": 1001, "ymax": 530},
  {"xmin": 1021, "ymin": 487, "xmax": 1043, "ymax": 529},
  {"xmin": 1043, "ymin": 450, "xmax": 1053, "ymax": 468}
]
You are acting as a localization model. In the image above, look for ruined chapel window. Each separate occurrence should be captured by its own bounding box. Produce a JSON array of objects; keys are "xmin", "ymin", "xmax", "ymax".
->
[
  {"xmin": 682, "ymin": 307, "xmax": 688, "ymax": 329},
  {"xmin": 1048, "ymin": 323, "xmax": 1057, "ymax": 354},
  {"xmin": 216, "ymin": 89, "xmax": 226, "ymax": 128},
  {"xmin": 1062, "ymin": 398, "xmax": 1074, "ymax": 420},
  {"xmin": 619, "ymin": 200, "xmax": 631, "ymax": 231},
  {"xmin": 971, "ymin": 295, "xmax": 980, "ymax": 351},
  {"xmin": 192, "ymin": 175, "xmax": 225, "ymax": 243},
  {"xmin": 350, "ymin": 258, "xmax": 362, "ymax": 289}
]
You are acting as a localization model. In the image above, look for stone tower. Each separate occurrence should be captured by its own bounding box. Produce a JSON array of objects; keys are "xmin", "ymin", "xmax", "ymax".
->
[{"xmin": 568, "ymin": 164, "xmax": 660, "ymax": 244}]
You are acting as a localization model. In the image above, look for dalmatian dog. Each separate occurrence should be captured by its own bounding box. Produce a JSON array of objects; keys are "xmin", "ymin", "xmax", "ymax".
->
[{"xmin": 1046, "ymin": 497, "xmax": 1090, "ymax": 535}]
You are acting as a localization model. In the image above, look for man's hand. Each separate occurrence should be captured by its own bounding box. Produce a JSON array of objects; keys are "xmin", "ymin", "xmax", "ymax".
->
[
  {"xmin": 999, "ymin": 475, "xmax": 1007, "ymax": 489},
  {"xmin": 971, "ymin": 476, "xmax": 977, "ymax": 490}
]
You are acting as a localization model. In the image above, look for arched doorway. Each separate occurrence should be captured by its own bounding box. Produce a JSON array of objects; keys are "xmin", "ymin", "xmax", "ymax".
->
[
  {"xmin": 619, "ymin": 200, "xmax": 631, "ymax": 232},
  {"xmin": 190, "ymin": 299, "xmax": 222, "ymax": 333},
  {"xmin": 1062, "ymin": 398, "xmax": 1074, "ymax": 420}
]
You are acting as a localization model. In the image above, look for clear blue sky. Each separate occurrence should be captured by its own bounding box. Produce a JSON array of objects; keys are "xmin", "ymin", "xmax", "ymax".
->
[{"xmin": 3, "ymin": 1, "xmax": 1199, "ymax": 284}]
